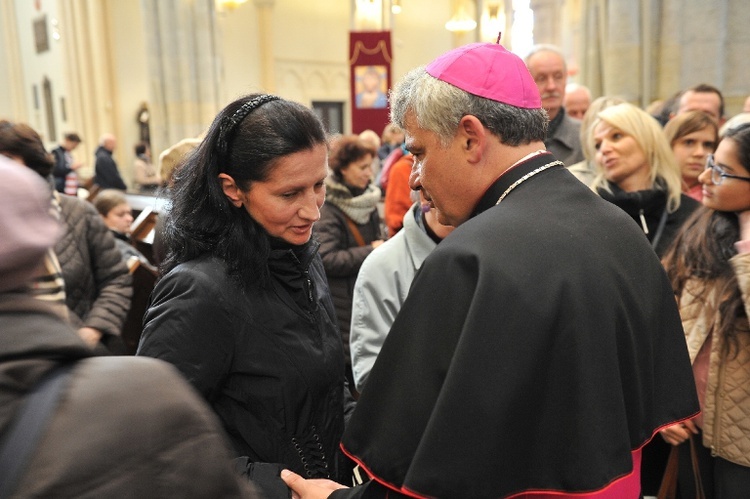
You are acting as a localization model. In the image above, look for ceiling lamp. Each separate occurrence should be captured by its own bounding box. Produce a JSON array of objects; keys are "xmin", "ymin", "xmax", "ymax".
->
[
  {"xmin": 445, "ymin": 2, "xmax": 477, "ymax": 32},
  {"xmin": 392, "ymin": 0, "xmax": 402, "ymax": 14},
  {"xmin": 215, "ymin": 0, "xmax": 248, "ymax": 12}
]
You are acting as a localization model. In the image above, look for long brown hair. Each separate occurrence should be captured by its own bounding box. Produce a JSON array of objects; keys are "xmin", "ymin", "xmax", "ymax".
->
[{"xmin": 662, "ymin": 125, "xmax": 750, "ymax": 357}]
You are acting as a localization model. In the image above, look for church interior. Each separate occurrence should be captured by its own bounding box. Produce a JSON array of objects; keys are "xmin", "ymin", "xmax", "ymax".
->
[{"xmin": 0, "ymin": 0, "xmax": 748, "ymax": 187}]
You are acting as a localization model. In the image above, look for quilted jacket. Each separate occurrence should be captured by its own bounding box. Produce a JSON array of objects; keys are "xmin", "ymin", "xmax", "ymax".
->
[
  {"xmin": 680, "ymin": 251, "xmax": 750, "ymax": 466},
  {"xmin": 55, "ymin": 194, "xmax": 132, "ymax": 337}
]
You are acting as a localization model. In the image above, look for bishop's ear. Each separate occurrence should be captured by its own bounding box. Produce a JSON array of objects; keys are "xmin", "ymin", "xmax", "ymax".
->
[
  {"xmin": 218, "ymin": 173, "xmax": 244, "ymax": 208},
  {"xmin": 458, "ymin": 115, "xmax": 486, "ymax": 162}
]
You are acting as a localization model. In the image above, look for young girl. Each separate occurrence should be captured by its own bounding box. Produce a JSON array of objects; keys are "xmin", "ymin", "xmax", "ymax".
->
[
  {"xmin": 661, "ymin": 123, "xmax": 750, "ymax": 497},
  {"xmin": 663, "ymin": 110, "xmax": 718, "ymax": 202}
]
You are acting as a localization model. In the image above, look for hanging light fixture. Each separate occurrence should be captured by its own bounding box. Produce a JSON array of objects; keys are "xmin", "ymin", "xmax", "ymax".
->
[
  {"xmin": 391, "ymin": 0, "xmax": 402, "ymax": 14},
  {"xmin": 215, "ymin": 0, "xmax": 248, "ymax": 13},
  {"xmin": 445, "ymin": 1, "xmax": 477, "ymax": 33},
  {"xmin": 481, "ymin": 1, "xmax": 505, "ymax": 42}
]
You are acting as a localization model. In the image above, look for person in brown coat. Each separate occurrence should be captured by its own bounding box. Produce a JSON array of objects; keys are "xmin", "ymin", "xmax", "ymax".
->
[{"xmin": 0, "ymin": 155, "xmax": 256, "ymax": 498}]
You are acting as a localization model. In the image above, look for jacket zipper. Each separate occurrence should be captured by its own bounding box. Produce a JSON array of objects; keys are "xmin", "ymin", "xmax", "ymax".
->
[{"xmin": 639, "ymin": 208, "xmax": 649, "ymax": 234}]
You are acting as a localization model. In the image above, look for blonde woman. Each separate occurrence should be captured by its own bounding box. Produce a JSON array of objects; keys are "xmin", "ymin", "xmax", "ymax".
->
[
  {"xmin": 591, "ymin": 102, "xmax": 700, "ymax": 257},
  {"xmin": 590, "ymin": 102, "xmax": 701, "ymax": 495}
]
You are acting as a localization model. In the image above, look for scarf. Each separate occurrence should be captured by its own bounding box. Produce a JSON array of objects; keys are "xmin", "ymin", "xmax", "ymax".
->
[
  {"xmin": 26, "ymin": 191, "xmax": 68, "ymax": 322},
  {"xmin": 324, "ymin": 177, "xmax": 381, "ymax": 225}
]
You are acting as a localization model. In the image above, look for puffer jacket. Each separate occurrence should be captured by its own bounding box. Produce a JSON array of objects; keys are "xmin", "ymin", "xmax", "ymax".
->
[
  {"xmin": 55, "ymin": 193, "xmax": 132, "ymax": 336},
  {"xmin": 0, "ymin": 294, "xmax": 256, "ymax": 498},
  {"xmin": 680, "ymin": 251, "xmax": 750, "ymax": 466},
  {"xmin": 138, "ymin": 242, "xmax": 353, "ymax": 484}
]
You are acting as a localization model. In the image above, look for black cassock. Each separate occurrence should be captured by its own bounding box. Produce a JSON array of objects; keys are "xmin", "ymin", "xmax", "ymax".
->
[{"xmin": 334, "ymin": 152, "xmax": 699, "ymax": 498}]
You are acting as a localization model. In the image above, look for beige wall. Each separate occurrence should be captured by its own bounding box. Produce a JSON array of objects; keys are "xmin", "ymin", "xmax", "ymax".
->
[{"xmin": 3, "ymin": 0, "xmax": 749, "ymax": 189}]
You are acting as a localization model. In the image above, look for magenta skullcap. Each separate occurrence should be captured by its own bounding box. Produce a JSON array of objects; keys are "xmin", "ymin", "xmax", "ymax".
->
[
  {"xmin": 0, "ymin": 155, "xmax": 62, "ymax": 293},
  {"xmin": 426, "ymin": 42, "xmax": 541, "ymax": 109}
]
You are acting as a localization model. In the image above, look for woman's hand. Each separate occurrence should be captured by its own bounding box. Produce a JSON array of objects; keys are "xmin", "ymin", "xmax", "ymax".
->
[
  {"xmin": 660, "ymin": 419, "xmax": 698, "ymax": 446},
  {"xmin": 738, "ymin": 210, "xmax": 750, "ymax": 242},
  {"xmin": 77, "ymin": 327, "xmax": 103, "ymax": 348},
  {"xmin": 281, "ymin": 469, "xmax": 347, "ymax": 499}
]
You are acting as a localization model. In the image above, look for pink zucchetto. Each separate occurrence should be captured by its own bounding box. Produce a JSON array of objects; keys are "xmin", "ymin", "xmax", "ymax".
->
[{"xmin": 425, "ymin": 42, "xmax": 542, "ymax": 109}]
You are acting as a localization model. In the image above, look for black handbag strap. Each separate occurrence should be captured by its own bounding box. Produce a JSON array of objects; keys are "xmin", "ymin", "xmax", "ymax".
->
[{"xmin": 0, "ymin": 363, "xmax": 76, "ymax": 499}]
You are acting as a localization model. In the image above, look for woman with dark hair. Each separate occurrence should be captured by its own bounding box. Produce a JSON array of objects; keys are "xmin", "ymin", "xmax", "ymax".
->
[
  {"xmin": 315, "ymin": 135, "xmax": 384, "ymax": 394},
  {"xmin": 136, "ymin": 94, "xmax": 353, "ymax": 496},
  {"xmin": 660, "ymin": 123, "xmax": 750, "ymax": 497}
]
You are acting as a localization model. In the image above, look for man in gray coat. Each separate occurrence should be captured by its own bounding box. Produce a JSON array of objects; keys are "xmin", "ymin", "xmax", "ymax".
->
[{"xmin": 525, "ymin": 44, "xmax": 584, "ymax": 166}]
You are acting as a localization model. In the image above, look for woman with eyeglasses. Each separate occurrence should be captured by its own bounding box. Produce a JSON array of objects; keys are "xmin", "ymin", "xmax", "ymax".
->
[
  {"xmin": 664, "ymin": 110, "xmax": 719, "ymax": 202},
  {"xmin": 591, "ymin": 102, "xmax": 701, "ymax": 258},
  {"xmin": 659, "ymin": 123, "xmax": 750, "ymax": 497}
]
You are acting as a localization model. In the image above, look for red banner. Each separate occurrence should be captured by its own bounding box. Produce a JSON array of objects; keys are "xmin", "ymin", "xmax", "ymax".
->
[{"xmin": 350, "ymin": 31, "xmax": 392, "ymax": 135}]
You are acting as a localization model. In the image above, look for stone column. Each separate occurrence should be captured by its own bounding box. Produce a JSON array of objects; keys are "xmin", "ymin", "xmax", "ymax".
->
[
  {"xmin": 254, "ymin": 0, "xmax": 276, "ymax": 93},
  {"xmin": 58, "ymin": 0, "xmax": 118, "ymax": 178},
  {"xmin": 140, "ymin": 0, "xmax": 223, "ymax": 157},
  {"xmin": 529, "ymin": 0, "xmax": 562, "ymax": 46},
  {"xmin": 1, "ymin": 0, "xmax": 27, "ymax": 120}
]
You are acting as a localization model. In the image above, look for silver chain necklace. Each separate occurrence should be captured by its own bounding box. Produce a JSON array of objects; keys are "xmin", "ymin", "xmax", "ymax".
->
[{"xmin": 495, "ymin": 160, "xmax": 564, "ymax": 205}]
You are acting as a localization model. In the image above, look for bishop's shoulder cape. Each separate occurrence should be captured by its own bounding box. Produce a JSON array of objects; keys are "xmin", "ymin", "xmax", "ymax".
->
[{"xmin": 335, "ymin": 153, "xmax": 699, "ymax": 499}]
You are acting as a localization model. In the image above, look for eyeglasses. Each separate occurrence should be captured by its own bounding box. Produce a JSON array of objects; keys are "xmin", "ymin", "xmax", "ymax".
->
[{"xmin": 706, "ymin": 155, "xmax": 750, "ymax": 186}]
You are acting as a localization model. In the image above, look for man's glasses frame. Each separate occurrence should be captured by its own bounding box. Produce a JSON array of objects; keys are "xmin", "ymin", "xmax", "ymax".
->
[{"xmin": 706, "ymin": 154, "xmax": 750, "ymax": 186}]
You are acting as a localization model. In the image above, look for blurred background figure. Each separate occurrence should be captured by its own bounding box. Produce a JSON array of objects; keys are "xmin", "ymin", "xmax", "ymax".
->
[
  {"xmin": 660, "ymin": 123, "xmax": 750, "ymax": 498},
  {"xmin": 158, "ymin": 136, "xmax": 202, "ymax": 188},
  {"xmin": 94, "ymin": 133, "xmax": 127, "ymax": 191},
  {"xmin": 663, "ymin": 110, "xmax": 718, "ymax": 201},
  {"xmin": 377, "ymin": 123, "xmax": 404, "ymax": 162},
  {"xmin": 316, "ymin": 134, "xmax": 384, "ymax": 395},
  {"xmin": 563, "ymin": 82, "xmax": 592, "ymax": 120},
  {"xmin": 93, "ymin": 189, "xmax": 155, "ymax": 271},
  {"xmin": 358, "ymin": 128, "xmax": 382, "ymax": 181},
  {"xmin": 672, "ymin": 83, "xmax": 725, "ymax": 125},
  {"xmin": 132, "ymin": 141, "xmax": 163, "ymax": 194},
  {"xmin": 383, "ymin": 151, "xmax": 414, "ymax": 236},
  {"xmin": 51, "ymin": 132, "xmax": 83, "ymax": 194},
  {"xmin": 0, "ymin": 155, "xmax": 258, "ymax": 499},
  {"xmin": 0, "ymin": 120, "xmax": 132, "ymax": 355}
]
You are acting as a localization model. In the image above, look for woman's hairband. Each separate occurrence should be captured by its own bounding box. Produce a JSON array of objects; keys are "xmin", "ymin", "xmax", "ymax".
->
[{"xmin": 217, "ymin": 94, "xmax": 280, "ymax": 155}]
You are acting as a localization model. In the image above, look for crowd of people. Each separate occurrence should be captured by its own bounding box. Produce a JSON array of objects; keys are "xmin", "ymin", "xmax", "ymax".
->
[{"xmin": 2, "ymin": 39, "xmax": 750, "ymax": 499}]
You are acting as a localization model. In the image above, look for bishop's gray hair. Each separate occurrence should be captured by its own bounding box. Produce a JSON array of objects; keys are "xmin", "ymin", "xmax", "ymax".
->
[{"xmin": 390, "ymin": 66, "xmax": 548, "ymax": 147}]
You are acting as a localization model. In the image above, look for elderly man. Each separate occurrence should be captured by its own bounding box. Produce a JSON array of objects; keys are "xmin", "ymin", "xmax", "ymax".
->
[
  {"xmin": 94, "ymin": 133, "xmax": 127, "ymax": 190},
  {"xmin": 525, "ymin": 44, "xmax": 584, "ymax": 165},
  {"xmin": 563, "ymin": 82, "xmax": 591, "ymax": 120},
  {"xmin": 282, "ymin": 42, "xmax": 698, "ymax": 499}
]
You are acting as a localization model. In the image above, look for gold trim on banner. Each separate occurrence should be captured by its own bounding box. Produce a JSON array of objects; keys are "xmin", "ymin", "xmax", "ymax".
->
[{"xmin": 349, "ymin": 40, "xmax": 392, "ymax": 65}]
